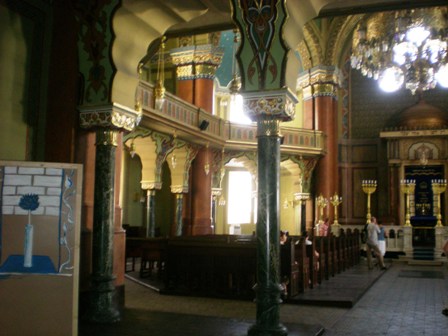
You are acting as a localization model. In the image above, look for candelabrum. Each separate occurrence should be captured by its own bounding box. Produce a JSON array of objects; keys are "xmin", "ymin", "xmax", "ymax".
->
[
  {"xmin": 330, "ymin": 192, "xmax": 342, "ymax": 225},
  {"xmin": 400, "ymin": 179, "xmax": 416, "ymax": 227},
  {"xmin": 316, "ymin": 194, "xmax": 328, "ymax": 224},
  {"xmin": 431, "ymin": 179, "xmax": 447, "ymax": 227},
  {"xmin": 362, "ymin": 180, "xmax": 377, "ymax": 224}
]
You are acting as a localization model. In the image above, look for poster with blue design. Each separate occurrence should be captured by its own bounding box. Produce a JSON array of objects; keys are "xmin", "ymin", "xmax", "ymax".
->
[{"xmin": 0, "ymin": 161, "xmax": 82, "ymax": 336}]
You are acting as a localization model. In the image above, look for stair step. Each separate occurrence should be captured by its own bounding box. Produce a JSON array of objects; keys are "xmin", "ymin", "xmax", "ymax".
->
[{"xmin": 408, "ymin": 260, "xmax": 443, "ymax": 266}]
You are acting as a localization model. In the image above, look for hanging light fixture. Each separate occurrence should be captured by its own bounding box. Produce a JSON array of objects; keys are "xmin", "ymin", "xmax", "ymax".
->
[
  {"xmin": 228, "ymin": 29, "xmax": 251, "ymax": 124},
  {"xmin": 154, "ymin": 36, "xmax": 166, "ymax": 110},
  {"xmin": 171, "ymin": 131, "xmax": 177, "ymax": 169},
  {"xmin": 204, "ymin": 142, "xmax": 210, "ymax": 176},
  {"xmin": 350, "ymin": 7, "xmax": 448, "ymax": 95},
  {"xmin": 129, "ymin": 140, "xmax": 136, "ymax": 158},
  {"xmin": 218, "ymin": 148, "xmax": 226, "ymax": 206},
  {"xmin": 135, "ymin": 63, "xmax": 143, "ymax": 112}
]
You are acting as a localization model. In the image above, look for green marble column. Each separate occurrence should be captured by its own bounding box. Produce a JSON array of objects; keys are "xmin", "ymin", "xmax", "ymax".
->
[
  {"xmin": 248, "ymin": 118, "xmax": 287, "ymax": 336},
  {"xmin": 175, "ymin": 193, "xmax": 183, "ymax": 236},
  {"xmin": 88, "ymin": 129, "xmax": 121, "ymax": 323},
  {"xmin": 145, "ymin": 189, "xmax": 156, "ymax": 238}
]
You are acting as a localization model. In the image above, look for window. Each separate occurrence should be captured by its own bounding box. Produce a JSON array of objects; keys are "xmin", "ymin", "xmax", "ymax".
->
[
  {"xmin": 229, "ymin": 93, "xmax": 252, "ymax": 125},
  {"xmin": 227, "ymin": 170, "xmax": 256, "ymax": 224}
]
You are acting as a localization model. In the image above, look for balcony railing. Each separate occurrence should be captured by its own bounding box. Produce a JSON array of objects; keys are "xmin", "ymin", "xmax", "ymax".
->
[{"xmin": 138, "ymin": 81, "xmax": 325, "ymax": 155}]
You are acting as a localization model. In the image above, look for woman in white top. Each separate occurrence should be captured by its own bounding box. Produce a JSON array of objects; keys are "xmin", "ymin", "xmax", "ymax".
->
[{"xmin": 366, "ymin": 217, "xmax": 386, "ymax": 270}]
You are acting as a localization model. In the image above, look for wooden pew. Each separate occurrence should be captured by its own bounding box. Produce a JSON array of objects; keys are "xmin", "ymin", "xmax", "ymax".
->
[
  {"xmin": 163, "ymin": 236, "xmax": 257, "ymax": 300},
  {"xmin": 353, "ymin": 229, "xmax": 361, "ymax": 264},
  {"xmin": 124, "ymin": 237, "xmax": 168, "ymax": 277},
  {"xmin": 336, "ymin": 235, "xmax": 347, "ymax": 272},
  {"xmin": 314, "ymin": 236, "xmax": 326, "ymax": 283},
  {"xmin": 293, "ymin": 237, "xmax": 310, "ymax": 293},
  {"xmin": 280, "ymin": 240, "xmax": 299, "ymax": 297},
  {"xmin": 139, "ymin": 237, "xmax": 168, "ymax": 278},
  {"xmin": 306, "ymin": 235, "xmax": 319, "ymax": 289}
]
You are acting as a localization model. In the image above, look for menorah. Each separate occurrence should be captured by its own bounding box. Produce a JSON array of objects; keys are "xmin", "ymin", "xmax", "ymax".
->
[
  {"xmin": 431, "ymin": 179, "xmax": 447, "ymax": 227},
  {"xmin": 330, "ymin": 192, "xmax": 342, "ymax": 225},
  {"xmin": 316, "ymin": 194, "xmax": 328, "ymax": 224},
  {"xmin": 400, "ymin": 179, "xmax": 416, "ymax": 227},
  {"xmin": 362, "ymin": 180, "xmax": 377, "ymax": 224}
]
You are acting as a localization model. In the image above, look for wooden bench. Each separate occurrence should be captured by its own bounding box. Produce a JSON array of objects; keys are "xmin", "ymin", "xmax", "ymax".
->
[
  {"xmin": 163, "ymin": 236, "xmax": 257, "ymax": 300},
  {"xmin": 125, "ymin": 237, "xmax": 168, "ymax": 277}
]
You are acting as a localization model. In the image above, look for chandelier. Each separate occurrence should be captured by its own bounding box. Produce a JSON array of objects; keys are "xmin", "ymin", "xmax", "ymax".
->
[
  {"xmin": 154, "ymin": 36, "xmax": 166, "ymax": 110},
  {"xmin": 350, "ymin": 7, "xmax": 448, "ymax": 94}
]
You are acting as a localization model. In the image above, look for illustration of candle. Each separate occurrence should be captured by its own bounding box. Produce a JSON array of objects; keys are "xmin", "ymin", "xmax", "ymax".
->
[{"xmin": 19, "ymin": 194, "xmax": 40, "ymax": 268}]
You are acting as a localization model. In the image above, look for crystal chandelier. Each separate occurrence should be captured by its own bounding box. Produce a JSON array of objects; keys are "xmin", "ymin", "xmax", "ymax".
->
[{"xmin": 350, "ymin": 7, "xmax": 448, "ymax": 94}]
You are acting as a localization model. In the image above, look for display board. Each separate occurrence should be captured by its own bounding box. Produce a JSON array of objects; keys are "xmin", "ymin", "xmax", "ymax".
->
[{"xmin": 0, "ymin": 161, "xmax": 82, "ymax": 336}]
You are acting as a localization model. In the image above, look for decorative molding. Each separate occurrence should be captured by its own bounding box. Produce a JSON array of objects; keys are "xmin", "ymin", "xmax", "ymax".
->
[
  {"xmin": 140, "ymin": 182, "xmax": 161, "ymax": 190},
  {"xmin": 79, "ymin": 103, "xmax": 142, "ymax": 131},
  {"xmin": 176, "ymin": 65, "xmax": 194, "ymax": 80},
  {"xmin": 297, "ymin": 66, "xmax": 344, "ymax": 89},
  {"xmin": 243, "ymin": 88, "xmax": 298, "ymax": 122},
  {"xmin": 75, "ymin": 1, "xmax": 118, "ymax": 105},
  {"xmin": 292, "ymin": 156, "xmax": 319, "ymax": 193},
  {"xmin": 380, "ymin": 129, "xmax": 448, "ymax": 139},
  {"xmin": 171, "ymin": 45, "xmax": 223, "ymax": 80},
  {"xmin": 171, "ymin": 185, "xmax": 187, "ymax": 193}
]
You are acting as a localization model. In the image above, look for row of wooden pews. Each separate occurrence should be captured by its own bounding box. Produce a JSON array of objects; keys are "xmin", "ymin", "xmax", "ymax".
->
[
  {"xmin": 281, "ymin": 229, "xmax": 361, "ymax": 298},
  {"xmin": 124, "ymin": 230, "xmax": 361, "ymax": 300},
  {"xmin": 163, "ymin": 235, "xmax": 257, "ymax": 299}
]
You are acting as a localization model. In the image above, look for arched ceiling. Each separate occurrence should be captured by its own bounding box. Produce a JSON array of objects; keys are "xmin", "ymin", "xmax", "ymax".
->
[{"xmin": 110, "ymin": 0, "xmax": 445, "ymax": 108}]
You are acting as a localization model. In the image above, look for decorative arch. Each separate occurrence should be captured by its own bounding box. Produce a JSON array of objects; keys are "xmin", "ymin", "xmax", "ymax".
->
[
  {"xmin": 409, "ymin": 142, "xmax": 440, "ymax": 161},
  {"xmin": 110, "ymin": 1, "xmax": 209, "ymax": 108}
]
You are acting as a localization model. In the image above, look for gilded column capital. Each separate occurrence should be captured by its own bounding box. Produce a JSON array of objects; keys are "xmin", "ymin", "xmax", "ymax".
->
[
  {"xmin": 79, "ymin": 103, "xmax": 142, "ymax": 131},
  {"xmin": 171, "ymin": 44, "xmax": 224, "ymax": 80},
  {"xmin": 95, "ymin": 129, "xmax": 118, "ymax": 147},
  {"xmin": 302, "ymin": 83, "xmax": 338, "ymax": 99},
  {"xmin": 243, "ymin": 88, "xmax": 298, "ymax": 123},
  {"xmin": 298, "ymin": 66, "xmax": 343, "ymax": 99},
  {"xmin": 257, "ymin": 118, "xmax": 281, "ymax": 137}
]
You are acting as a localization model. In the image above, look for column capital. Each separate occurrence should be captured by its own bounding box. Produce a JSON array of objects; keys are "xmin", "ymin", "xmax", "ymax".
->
[
  {"xmin": 297, "ymin": 65, "xmax": 344, "ymax": 88},
  {"xmin": 170, "ymin": 44, "xmax": 224, "ymax": 80},
  {"xmin": 298, "ymin": 66, "xmax": 343, "ymax": 99},
  {"xmin": 212, "ymin": 188, "xmax": 222, "ymax": 197},
  {"xmin": 171, "ymin": 185, "xmax": 188, "ymax": 193},
  {"xmin": 141, "ymin": 182, "xmax": 161, "ymax": 190},
  {"xmin": 302, "ymin": 83, "xmax": 338, "ymax": 99},
  {"xmin": 79, "ymin": 103, "xmax": 142, "ymax": 131},
  {"xmin": 243, "ymin": 88, "xmax": 298, "ymax": 123},
  {"xmin": 294, "ymin": 192, "xmax": 310, "ymax": 204},
  {"xmin": 95, "ymin": 129, "xmax": 119, "ymax": 147}
]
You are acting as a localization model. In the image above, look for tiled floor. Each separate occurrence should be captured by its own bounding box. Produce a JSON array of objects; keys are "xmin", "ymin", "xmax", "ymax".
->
[{"xmin": 79, "ymin": 259, "xmax": 448, "ymax": 335}]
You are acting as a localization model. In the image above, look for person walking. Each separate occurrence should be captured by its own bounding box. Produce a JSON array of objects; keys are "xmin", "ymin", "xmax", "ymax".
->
[
  {"xmin": 377, "ymin": 221, "xmax": 387, "ymax": 257},
  {"xmin": 366, "ymin": 216, "xmax": 386, "ymax": 270},
  {"xmin": 443, "ymin": 239, "xmax": 448, "ymax": 316}
]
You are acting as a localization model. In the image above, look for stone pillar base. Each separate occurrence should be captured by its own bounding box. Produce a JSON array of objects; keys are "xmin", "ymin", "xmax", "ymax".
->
[{"xmin": 85, "ymin": 280, "xmax": 121, "ymax": 323}]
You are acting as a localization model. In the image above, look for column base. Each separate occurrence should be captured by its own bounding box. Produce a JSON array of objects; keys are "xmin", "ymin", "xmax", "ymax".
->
[
  {"xmin": 248, "ymin": 323, "xmax": 288, "ymax": 336},
  {"xmin": 84, "ymin": 276, "xmax": 121, "ymax": 323},
  {"xmin": 248, "ymin": 283, "xmax": 287, "ymax": 336}
]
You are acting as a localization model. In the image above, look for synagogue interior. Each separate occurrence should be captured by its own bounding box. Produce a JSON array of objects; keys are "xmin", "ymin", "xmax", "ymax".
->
[{"xmin": 0, "ymin": 0, "xmax": 448, "ymax": 335}]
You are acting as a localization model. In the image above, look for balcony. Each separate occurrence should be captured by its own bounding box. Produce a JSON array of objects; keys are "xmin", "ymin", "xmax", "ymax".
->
[{"xmin": 138, "ymin": 81, "xmax": 325, "ymax": 156}]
